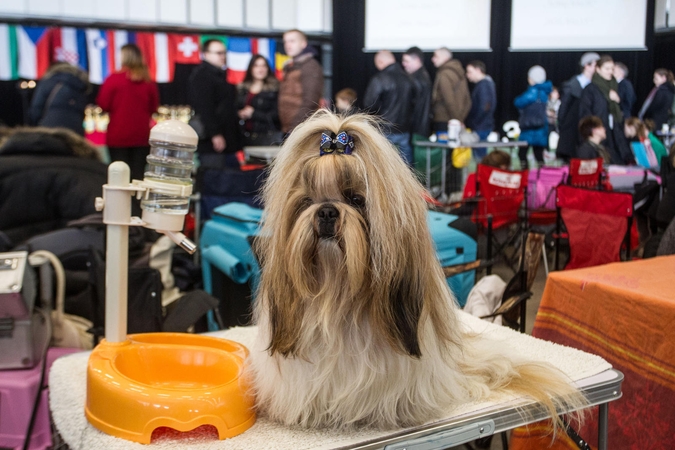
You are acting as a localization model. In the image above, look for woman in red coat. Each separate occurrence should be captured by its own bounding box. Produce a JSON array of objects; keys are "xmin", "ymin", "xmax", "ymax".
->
[{"xmin": 97, "ymin": 44, "xmax": 159, "ymax": 182}]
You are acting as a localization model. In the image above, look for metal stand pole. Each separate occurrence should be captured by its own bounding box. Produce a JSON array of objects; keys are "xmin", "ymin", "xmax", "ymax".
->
[{"xmin": 598, "ymin": 403, "xmax": 609, "ymax": 450}]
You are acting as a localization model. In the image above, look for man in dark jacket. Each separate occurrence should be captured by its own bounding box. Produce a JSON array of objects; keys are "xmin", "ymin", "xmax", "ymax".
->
[
  {"xmin": 614, "ymin": 62, "xmax": 637, "ymax": 120},
  {"xmin": 402, "ymin": 47, "xmax": 432, "ymax": 139},
  {"xmin": 188, "ymin": 39, "xmax": 239, "ymax": 169},
  {"xmin": 430, "ymin": 47, "xmax": 471, "ymax": 132},
  {"xmin": 557, "ymin": 52, "xmax": 600, "ymax": 161},
  {"xmin": 363, "ymin": 50, "xmax": 414, "ymax": 164},
  {"xmin": 465, "ymin": 60, "xmax": 496, "ymax": 141},
  {"xmin": 278, "ymin": 29, "xmax": 324, "ymax": 133}
]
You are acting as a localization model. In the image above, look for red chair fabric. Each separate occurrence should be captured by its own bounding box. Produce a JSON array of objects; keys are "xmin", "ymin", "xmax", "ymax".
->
[
  {"xmin": 568, "ymin": 157, "xmax": 603, "ymax": 188},
  {"xmin": 473, "ymin": 165, "xmax": 528, "ymax": 230},
  {"xmin": 556, "ymin": 184, "xmax": 633, "ymax": 270}
]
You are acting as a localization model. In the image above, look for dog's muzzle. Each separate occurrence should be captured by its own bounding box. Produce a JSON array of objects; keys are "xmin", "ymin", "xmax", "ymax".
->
[{"xmin": 317, "ymin": 204, "xmax": 339, "ymax": 238}]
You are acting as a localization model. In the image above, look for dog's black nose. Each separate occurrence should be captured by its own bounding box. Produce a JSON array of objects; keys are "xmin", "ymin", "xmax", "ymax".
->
[
  {"xmin": 318, "ymin": 205, "xmax": 339, "ymax": 222},
  {"xmin": 317, "ymin": 205, "xmax": 339, "ymax": 238}
]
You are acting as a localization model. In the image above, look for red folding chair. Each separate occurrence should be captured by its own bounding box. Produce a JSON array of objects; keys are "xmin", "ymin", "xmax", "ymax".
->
[
  {"xmin": 473, "ymin": 165, "xmax": 529, "ymax": 271},
  {"xmin": 554, "ymin": 184, "xmax": 633, "ymax": 270},
  {"xmin": 568, "ymin": 157, "xmax": 604, "ymax": 189}
]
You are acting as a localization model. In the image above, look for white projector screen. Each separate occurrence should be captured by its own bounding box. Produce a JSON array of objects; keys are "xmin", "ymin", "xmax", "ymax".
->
[
  {"xmin": 510, "ymin": 0, "xmax": 647, "ymax": 51},
  {"xmin": 364, "ymin": 0, "xmax": 491, "ymax": 52}
]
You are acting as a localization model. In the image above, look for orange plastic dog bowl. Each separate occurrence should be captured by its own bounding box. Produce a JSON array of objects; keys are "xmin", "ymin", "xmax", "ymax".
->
[{"xmin": 85, "ymin": 333, "xmax": 256, "ymax": 444}]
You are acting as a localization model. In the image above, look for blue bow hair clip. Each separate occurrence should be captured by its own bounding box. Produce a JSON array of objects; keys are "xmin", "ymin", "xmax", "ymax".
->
[{"xmin": 320, "ymin": 131, "xmax": 354, "ymax": 156}]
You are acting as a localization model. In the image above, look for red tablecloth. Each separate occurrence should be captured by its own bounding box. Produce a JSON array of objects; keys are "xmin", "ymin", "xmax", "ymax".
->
[{"xmin": 510, "ymin": 256, "xmax": 675, "ymax": 450}]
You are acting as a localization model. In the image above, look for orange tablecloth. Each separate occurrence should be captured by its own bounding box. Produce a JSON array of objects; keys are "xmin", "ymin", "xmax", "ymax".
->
[{"xmin": 510, "ymin": 256, "xmax": 675, "ymax": 450}]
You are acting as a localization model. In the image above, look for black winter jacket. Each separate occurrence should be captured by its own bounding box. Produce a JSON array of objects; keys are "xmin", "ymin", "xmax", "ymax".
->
[
  {"xmin": 363, "ymin": 63, "xmax": 414, "ymax": 133},
  {"xmin": 29, "ymin": 66, "xmax": 89, "ymax": 135},
  {"xmin": 579, "ymin": 83, "xmax": 633, "ymax": 165},
  {"xmin": 409, "ymin": 67, "xmax": 432, "ymax": 137},
  {"xmin": 642, "ymin": 82, "xmax": 675, "ymax": 132},
  {"xmin": 557, "ymin": 76, "xmax": 585, "ymax": 158},
  {"xmin": 0, "ymin": 136, "xmax": 107, "ymax": 245},
  {"xmin": 187, "ymin": 62, "xmax": 240, "ymax": 153},
  {"xmin": 236, "ymin": 83, "xmax": 281, "ymax": 135}
]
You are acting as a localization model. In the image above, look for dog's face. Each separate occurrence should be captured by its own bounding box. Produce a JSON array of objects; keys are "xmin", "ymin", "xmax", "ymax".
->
[{"xmin": 255, "ymin": 111, "xmax": 456, "ymax": 360}]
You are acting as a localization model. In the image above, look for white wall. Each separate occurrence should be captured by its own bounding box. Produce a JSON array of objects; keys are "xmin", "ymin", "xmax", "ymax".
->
[{"xmin": 0, "ymin": 0, "xmax": 332, "ymax": 32}]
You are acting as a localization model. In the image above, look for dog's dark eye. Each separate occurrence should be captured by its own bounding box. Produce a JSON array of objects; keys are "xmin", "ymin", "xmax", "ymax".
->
[
  {"xmin": 349, "ymin": 195, "xmax": 365, "ymax": 208},
  {"xmin": 298, "ymin": 197, "xmax": 313, "ymax": 210}
]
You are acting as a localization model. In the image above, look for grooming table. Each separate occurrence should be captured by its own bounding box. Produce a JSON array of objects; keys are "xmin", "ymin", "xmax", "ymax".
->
[{"xmin": 49, "ymin": 312, "xmax": 622, "ymax": 450}]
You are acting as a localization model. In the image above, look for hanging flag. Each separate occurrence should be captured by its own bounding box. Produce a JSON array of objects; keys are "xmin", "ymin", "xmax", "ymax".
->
[
  {"xmin": 106, "ymin": 30, "xmax": 136, "ymax": 72},
  {"xmin": 136, "ymin": 32, "xmax": 175, "ymax": 83},
  {"xmin": 85, "ymin": 29, "xmax": 110, "ymax": 84},
  {"xmin": 16, "ymin": 26, "xmax": 51, "ymax": 80},
  {"xmin": 226, "ymin": 37, "xmax": 252, "ymax": 85},
  {"xmin": 251, "ymin": 37, "xmax": 276, "ymax": 70},
  {"xmin": 51, "ymin": 27, "xmax": 88, "ymax": 71},
  {"xmin": 0, "ymin": 24, "xmax": 18, "ymax": 80},
  {"xmin": 275, "ymin": 52, "xmax": 291, "ymax": 81},
  {"xmin": 170, "ymin": 34, "xmax": 201, "ymax": 64}
]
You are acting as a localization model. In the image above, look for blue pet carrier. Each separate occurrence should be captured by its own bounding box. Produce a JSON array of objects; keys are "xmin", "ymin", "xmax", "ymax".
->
[{"xmin": 200, "ymin": 205, "xmax": 477, "ymax": 329}]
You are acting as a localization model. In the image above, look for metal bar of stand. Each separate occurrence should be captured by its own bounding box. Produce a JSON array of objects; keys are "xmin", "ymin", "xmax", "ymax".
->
[
  {"xmin": 426, "ymin": 146, "xmax": 431, "ymax": 192},
  {"xmin": 486, "ymin": 215, "xmax": 493, "ymax": 276},
  {"xmin": 598, "ymin": 403, "xmax": 609, "ymax": 450},
  {"xmin": 441, "ymin": 148, "xmax": 447, "ymax": 200},
  {"xmin": 625, "ymin": 216, "xmax": 632, "ymax": 261},
  {"xmin": 555, "ymin": 207, "xmax": 561, "ymax": 271}
]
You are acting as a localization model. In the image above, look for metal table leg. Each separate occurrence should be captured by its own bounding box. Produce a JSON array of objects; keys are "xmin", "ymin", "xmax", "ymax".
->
[
  {"xmin": 598, "ymin": 403, "xmax": 609, "ymax": 450},
  {"xmin": 441, "ymin": 148, "xmax": 447, "ymax": 200},
  {"xmin": 426, "ymin": 146, "xmax": 431, "ymax": 192}
]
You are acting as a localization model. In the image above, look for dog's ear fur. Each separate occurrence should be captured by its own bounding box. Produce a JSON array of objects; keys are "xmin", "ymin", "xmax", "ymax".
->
[{"xmin": 391, "ymin": 277, "xmax": 423, "ymax": 357}]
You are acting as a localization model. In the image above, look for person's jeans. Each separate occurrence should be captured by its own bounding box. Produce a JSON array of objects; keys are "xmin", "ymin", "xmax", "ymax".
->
[
  {"xmin": 476, "ymin": 129, "xmax": 491, "ymax": 141},
  {"xmin": 386, "ymin": 132, "xmax": 413, "ymax": 166}
]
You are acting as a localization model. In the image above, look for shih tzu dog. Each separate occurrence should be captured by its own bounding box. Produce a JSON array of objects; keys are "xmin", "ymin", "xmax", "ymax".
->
[{"xmin": 248, "ymin": 111, "xmax": 584, "ymax": 430}]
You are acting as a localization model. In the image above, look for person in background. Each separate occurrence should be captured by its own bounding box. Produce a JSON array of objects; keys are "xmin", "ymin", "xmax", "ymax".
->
[
  {"xmin": 579, "ymin": 55, "xmax": 633, "ymax": 165},
  {"xmin": 577, "ymin": 115, "xmax": 611, "ymax": 164},
  {"xmin": 236, "ymin": 54, "xmax": 280, "ymax": 147},
  {"xmin": 188, "ymin": 39, "xmax": 240, "ymax": 169},
  {"xmin": 465, "ymin": 60, "xmax": 496, "ymax": 140},
  {"xmin": 430, "ymin": 47, "xmax": 471, "ymax": 133},
  {"xmin": 547, "ymin": 86, "xmax": 561, "ymax": 132},
  {"xmin": 624, "ymin": 116, "xmax": 668, "ymax": 169},
  {"xmin": 514, "ymin": 65, "xmax": 552, "ymax": 168},
  {"xmin": 557, "ymin": 52, "xmax": 600, "ymax": 161},
  {"xmin": 278, "ymin": 29, "xmax": 324, "ymax": 134},
  {"xmin": 614, "ymin": 62, "xmax": 636, "ymax": 120},
  {"xmin": 363, "ymin": 50, "xmax": 414, "ymax": 165},
  {"xmin": 402, "ymin": 46, "xmax": 432, "ymax": 139},
  {"xmin": 29, "ymin": 62, "xmax": 90, "ymax": 136},
  {"xmin": 334, "ymin": 88, "xmax": 357, "ymax": 115},
  {"xmin": 97, "ymin": 44, "xmax": 159, "ymax": 181},
  {"xmin": 638, "ymin": 68, "xmax": 675, "ymax": 133}
]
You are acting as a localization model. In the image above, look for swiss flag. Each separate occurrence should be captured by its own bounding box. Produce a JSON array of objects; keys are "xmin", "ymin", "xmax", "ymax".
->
[{"xmin": 170, "ymin": 34, "xmax": 201, "ymax": 64}]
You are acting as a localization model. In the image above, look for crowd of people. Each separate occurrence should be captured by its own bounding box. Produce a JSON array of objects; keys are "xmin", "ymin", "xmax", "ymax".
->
[
  {"xmin": 359, "ymin": 48, "xmax": 675, "ymax": 172},
  {"xmin": 23, "ymin": 34, "xmax": 675, "ymax": 174}
]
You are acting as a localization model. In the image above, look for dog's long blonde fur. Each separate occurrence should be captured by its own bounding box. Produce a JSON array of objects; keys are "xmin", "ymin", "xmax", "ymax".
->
[{"xmin": 248, "ymin": 110, "xmax": 585, "ymax": 430}]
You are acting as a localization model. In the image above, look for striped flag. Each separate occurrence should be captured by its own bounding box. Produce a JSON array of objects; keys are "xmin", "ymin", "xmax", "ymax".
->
[
  {"xmin": 85, "ymin": 29, "xmax": 111, "ymax": 84},
  {"xmin": 107, "ymin": 30, "xmax": 136, "ymax": 72},
  {"xmin": 251, "ymin": 37, "xmax": 276, "ymax": 70},
  {"xmin": 0, "ymin": 24, "xmax": 18, "ymax": 80},
  {"xmin": 226, "ymin": 37, "xmax": 252, "ymax": 85},
  {"xmin": 16, "ymin": 26, "xmax": 51, "ymax": 80},
  {"xmin": 51, "ymin": 27, "xmax": 88, "ymax": 71},
  {"xmin": 136, "ymin": 32, "xmax": 175, "ymax": 83}
]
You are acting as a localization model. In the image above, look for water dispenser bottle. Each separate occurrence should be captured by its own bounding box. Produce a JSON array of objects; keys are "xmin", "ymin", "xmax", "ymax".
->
[{"xmin": 140, "ymin": 120, "xmax": 198, "ymax": 233}]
